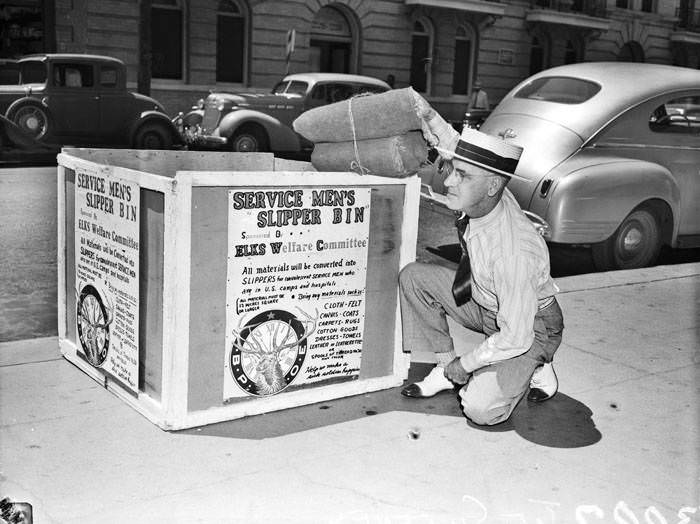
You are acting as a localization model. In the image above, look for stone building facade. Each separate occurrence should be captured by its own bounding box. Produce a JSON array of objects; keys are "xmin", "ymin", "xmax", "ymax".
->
[{"xmin": 2, "ymin": 0, "xmax": 699, "ymax": 120}]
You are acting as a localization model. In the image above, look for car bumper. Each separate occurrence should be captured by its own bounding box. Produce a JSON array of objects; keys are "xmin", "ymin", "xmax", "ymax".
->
[{"xmin": 185, "ymin": 134, "xmax": 228, "ymax": 148}]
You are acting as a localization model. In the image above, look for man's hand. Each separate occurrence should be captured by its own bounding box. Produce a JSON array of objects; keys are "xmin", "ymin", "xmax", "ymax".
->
[
  {"xmin": 411, "ymin": 89, "xmax": 459, "ymax": 150},
  {"xmin": 412, "ymin": 90, "xmax": 436, "ymax": 120},
  {"xmin": 444, "ymin": 357, "xmax": 471, "ymax": 385}
]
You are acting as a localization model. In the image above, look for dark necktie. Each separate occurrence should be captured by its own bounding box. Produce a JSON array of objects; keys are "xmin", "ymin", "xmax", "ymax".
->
[{"xmin": 452, "ymin": 214, "xmax": 472, "ymax": 307}]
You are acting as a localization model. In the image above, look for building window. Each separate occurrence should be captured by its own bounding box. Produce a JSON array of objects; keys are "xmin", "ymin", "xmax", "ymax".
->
[
  {"xmin": 616, "ymin": 0, "xmax": 629, "ymax": 8},
  {"xmin": 618, "ymin": 41, "xmax": 645, "ymax": 62},
  {"xmin": 452, "ymin": 25, "xmax": 475, "ymax": 95},
  {"xmin": 529, "ymin": 36, "xmax": 546, "ymax": 75},
  {"xmin": 152, "ymin": 0, "xmax": 183, "ymax": 79},
  {"xmin": 217, "ymin": 0, "xmax": 247, "ymax": 83},
  {"xmin": 564, "ymin": 40, "xmax": 577, "ymax": 64},
  {"xmin": 410, "ymin": 18, "xmax": 433, "ymax": 94},
  {"xmin": 0, "ymin": 1, "xmax": 46, "ymax": 57},
  {"xmin": 309, "ymin": 6, "xmax": 353, "ymax": 73},
  {"xmin": 641, "ymin": 0, "xmax": 654, "ymax": 12}
]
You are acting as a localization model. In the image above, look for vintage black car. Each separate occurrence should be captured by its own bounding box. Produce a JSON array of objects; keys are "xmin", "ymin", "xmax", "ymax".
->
[
  {"xmin": 0, "ymin": 53, "xmax": 181, "ymax": 149},
  {"xmin": 176, "ymin": 72, "xmax": 390, "ymax": 154}
]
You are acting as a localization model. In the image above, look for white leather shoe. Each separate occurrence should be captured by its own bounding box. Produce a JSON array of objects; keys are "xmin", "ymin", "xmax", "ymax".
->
[
  {"xmin": 401, "ymin": 366, "xmax": 454, "ymax": 398},
  {"xmin": 528, "ymin": 362, "xmax": 558, "ymax": 402}
]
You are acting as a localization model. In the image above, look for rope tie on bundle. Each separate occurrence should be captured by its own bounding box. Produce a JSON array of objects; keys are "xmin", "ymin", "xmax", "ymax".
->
[{"xmin": 347, "ymin": 95, "xmax": 370, "ymax": 176}]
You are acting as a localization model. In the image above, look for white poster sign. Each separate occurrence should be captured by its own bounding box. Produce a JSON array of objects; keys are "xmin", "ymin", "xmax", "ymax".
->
[
  {"xmin": 224, "ymin": 187, "xmax": 371, "ymax": 399},
  {"xmin": 74, "ymin": 166, "xmax": 140, "ymax": 393}
]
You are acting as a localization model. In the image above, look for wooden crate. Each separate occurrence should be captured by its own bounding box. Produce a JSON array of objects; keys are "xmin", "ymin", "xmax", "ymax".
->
[{"xmin": 57, "ymin": 148, "xmax": 419, "ymax": 430}]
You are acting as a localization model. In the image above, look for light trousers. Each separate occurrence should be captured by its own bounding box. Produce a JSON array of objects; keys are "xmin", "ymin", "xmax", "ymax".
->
[{"xmin": 399, "ymin": 262, "xmax": 564, "ymax": 425}]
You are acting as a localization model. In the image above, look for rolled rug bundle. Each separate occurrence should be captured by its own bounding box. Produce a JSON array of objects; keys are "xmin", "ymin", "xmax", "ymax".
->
[
  {"xmin": 293, "ymin": 87, "xmax": 423, "ymax": 143},
  {"xmin": 311, "ymin": 131, "xmax": 428, "ymax": 178}
]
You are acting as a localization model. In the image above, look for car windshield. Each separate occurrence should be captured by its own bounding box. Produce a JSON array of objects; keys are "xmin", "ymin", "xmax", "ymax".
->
[
  {"xmin": 271, "ymin": 80, "xmax": 308, "ymax": 97},
  {"xmin": 514, "ymin": 76, "xmax": 600, "ymax": 104},
  {"xmin": 18, "ymin": 61, "xmax": 47, "ymax": 85}
]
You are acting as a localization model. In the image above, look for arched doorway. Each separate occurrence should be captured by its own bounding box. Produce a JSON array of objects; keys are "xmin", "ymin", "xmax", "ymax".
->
[
  {"xmin": 452, "ymin": 24, "xmax": 476, "ymax": 95},
  {"xmin": 216, "ymin": 0, "xmax": 248, "ymax": 83},
  {"xmin": 618, "ymin": 41, "xmax": 645, "ymax": 62},
  {"xmin": 410, "ymin": 18, "xmax": 433, "ymax": 94},
  {"xmin": 529, "ymin": 35, "xmax": 549, "ymax": 75},
  {"xmin": 309, "ymin": 5, "xmax": 355, "ymax": 73}
]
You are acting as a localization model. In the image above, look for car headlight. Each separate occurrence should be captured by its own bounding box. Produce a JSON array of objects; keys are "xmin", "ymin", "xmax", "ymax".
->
[
  {"xmin": 194, "ymin": 98, "xmax": 204, "ymax": 110},
  {"xmin": 217, "ymin": 100, "xmax": 226, "ymax": 112}
]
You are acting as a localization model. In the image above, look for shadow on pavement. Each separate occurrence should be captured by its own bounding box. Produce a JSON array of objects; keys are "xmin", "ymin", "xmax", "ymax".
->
[
  {"xmin": 467, "ymin": 393, "xmax": 601, "ymax": 448},
  {"xmin": 181, "ymin": 363, "xmax": 599, "ymax": 448}
]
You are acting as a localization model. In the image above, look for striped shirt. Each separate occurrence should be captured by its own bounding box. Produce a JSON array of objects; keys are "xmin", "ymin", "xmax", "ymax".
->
[{"xmin": 459, "ymin": 188, "xmax": 560, "ymax": 373}]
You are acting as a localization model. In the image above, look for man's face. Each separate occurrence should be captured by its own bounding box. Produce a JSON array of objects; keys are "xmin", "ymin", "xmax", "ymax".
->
[{"xmin": 441, "ymin": 157, "xmax": 496, "ymax": 213}]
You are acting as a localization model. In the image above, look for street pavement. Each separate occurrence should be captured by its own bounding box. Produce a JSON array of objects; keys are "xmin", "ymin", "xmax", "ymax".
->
[
  {"xmin": 1, "ymin": 261, "xmax": 698, "ymax": 523},
  {"xmin": 0, "ymin": 166, "xmax": 58, "ymax": 342}
]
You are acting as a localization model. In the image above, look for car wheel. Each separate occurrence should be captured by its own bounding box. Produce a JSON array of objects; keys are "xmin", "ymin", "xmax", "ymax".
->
[
  {"xmin": 134, "ymin": 122, "xmax": 173, "ymax": 150},
  {"xmin": 591, "ymin": 208, "xmax": 661, "ymax": 271},
  {"xmin": 230, "ymin": 125, "xmax": 268, "ymax": 153},
  {"xmin": 6, "ymin": 101, "xmax": 50, "ymax": 140}
]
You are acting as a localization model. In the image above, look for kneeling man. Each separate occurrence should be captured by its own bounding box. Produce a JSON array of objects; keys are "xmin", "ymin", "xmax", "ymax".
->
[{"xmin": 400, "ymin": 107, "xmax": 564, "ymax": 426}]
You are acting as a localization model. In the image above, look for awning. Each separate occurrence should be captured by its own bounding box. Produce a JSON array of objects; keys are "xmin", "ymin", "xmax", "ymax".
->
[
  {"xmin": 525, "ymin": 11, "xmax": 611, "ymax": 31},
  {"xmin": 404, "ymin": 0, "xmax": 506, "ymax": 17},
  {"xmin": 671, "ymin": 31, "xmax": 700, "ymax": 46}
]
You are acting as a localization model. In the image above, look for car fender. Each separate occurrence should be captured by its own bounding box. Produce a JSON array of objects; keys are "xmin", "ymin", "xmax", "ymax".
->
[
  {"xmin": 5, "ymin": 95, "xmax": 48, "ymax": 114},
  {"xmin": 5, "ymin": 96, "xmax": 50, "ymax": 122},
  {"xmin": 533, "ymin": 158, "xmax": 680, "ymax": 245},
  {"xmin": 217, "ymin": 110, "xmax": 301, "ymax": 151},
  {"xmin": 130, "ymin": 110, "xmax": 182, "ymax": 144}
]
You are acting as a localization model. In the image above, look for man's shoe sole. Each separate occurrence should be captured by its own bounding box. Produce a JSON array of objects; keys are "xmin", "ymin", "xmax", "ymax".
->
[
  {"xmin": 401, "ymin": 383, "xmax": 453, "ymax": 398},
  {"xmin": 527, "ymin": 387, "xmax": 556, "ymax": 402}
]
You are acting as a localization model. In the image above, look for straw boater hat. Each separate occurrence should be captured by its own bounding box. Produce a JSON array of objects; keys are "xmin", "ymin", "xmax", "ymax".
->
[{"xmin": 435, "ymin": 127, "xmax": 527, "ymax": 181}]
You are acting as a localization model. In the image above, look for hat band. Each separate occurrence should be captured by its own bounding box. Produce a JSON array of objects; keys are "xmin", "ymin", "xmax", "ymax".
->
[{"xmin": 454, "ymin": 139, "xmax": 518, "ymax": 175}]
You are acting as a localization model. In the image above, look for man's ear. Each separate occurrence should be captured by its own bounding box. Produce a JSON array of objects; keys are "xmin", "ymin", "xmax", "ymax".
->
[{"xmin": 486, "ymin": 176, "xmax": 504, "ymax": 197}]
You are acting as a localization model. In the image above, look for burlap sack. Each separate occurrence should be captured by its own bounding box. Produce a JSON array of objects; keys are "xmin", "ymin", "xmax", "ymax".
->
[
  {"xmin": 310, "ymin": 131, "xmax": 428, "ymax": 178},
  {"xmin": 293, "ymin": 87, "xmax": 422, "ymax": 143}
]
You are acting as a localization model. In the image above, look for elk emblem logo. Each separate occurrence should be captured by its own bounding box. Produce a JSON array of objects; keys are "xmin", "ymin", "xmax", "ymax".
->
[
  {"xmin": 230, "ymin": 308, "xmax": 318, "ymax": 396},
  {"xmin": 76, "ymin": 284, "xmax": 113, "ymax": 367}
]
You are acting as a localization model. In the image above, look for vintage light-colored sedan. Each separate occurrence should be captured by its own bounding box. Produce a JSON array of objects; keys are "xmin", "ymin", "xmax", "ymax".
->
[
  {"xmin": 176, "ymin": 73, "xmax": 390, "ymax": 154},
  {"xmin": 435, "ymin": 63, "xmax": 700, "ymax": 270}
]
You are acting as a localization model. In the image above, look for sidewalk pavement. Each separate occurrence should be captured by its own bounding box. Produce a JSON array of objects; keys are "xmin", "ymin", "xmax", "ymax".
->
[{"xmin": 1, "ymin": 263, "xmax": 698, "ymax": 524}]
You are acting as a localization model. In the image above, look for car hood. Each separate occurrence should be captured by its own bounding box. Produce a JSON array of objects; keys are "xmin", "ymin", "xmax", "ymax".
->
[
  {"xmin": 480, "ymin": 113, "xmax": 584, "ymax": 209},
  {"xmin": 0, "ymin": 84, "xmax": 45, "ymax": 96}
]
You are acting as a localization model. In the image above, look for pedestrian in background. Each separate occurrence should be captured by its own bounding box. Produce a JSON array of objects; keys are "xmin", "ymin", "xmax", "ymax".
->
[{"xmin": 467, "ymin": 79, "xmax": 489, "ymax": 111}]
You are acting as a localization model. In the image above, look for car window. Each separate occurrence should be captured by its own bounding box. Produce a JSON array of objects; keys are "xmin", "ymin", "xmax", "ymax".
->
[
  {"xmin": 54, "ymin": 63, "xmax": 94, "ymax": 88},
  {"xmin": 649, "ymin": 96, "xmax": 700, "ymax": 134},
  {"xmin": 353, "ymin": 84, "xmax": 387, "ymax": 96},
  {"xmin": 285, "ymin": 81, "xmax": 307, "ymax": 96},
  {"xmin": 271, "ymin": 80, "xmax": 289, "ymax": 94},
  {"xmin": 272, "ymin": 80, "xmax": 307, "ymax": 96},
  {"xmin": 18, "ymin": 61, "xmax": 46, "ymax": 85},
  {"xmin": 514, "ymin": 76, "xmax": 601, "ymax": 104},
  {"xmin": 100, "ymin": 66, "xmax": 118, "ymax": 88},
  {"xmin": 310, "ymin": 84, "xmax": 326, "ymax": 101},
  {"xmin": 325, "ymin": 83, "xmax": 352, "ymax": 103}
]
